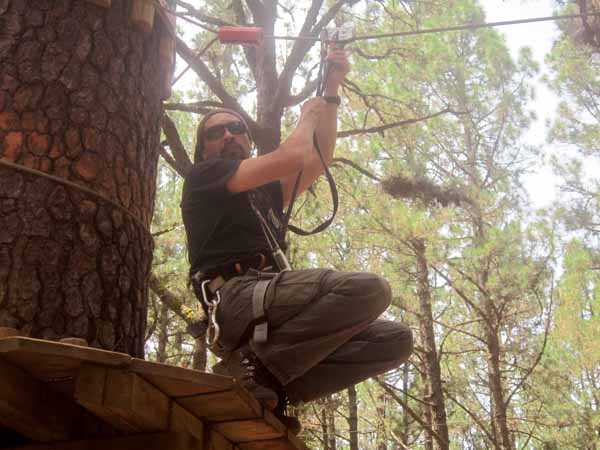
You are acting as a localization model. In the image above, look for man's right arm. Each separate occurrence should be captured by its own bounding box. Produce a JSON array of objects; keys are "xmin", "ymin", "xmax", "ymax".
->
[{"xmin": 226, "ymin": 98, "xmax": 326, "ymax": 194}]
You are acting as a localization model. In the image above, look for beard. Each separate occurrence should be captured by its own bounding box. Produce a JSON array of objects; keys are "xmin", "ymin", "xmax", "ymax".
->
[{"xmin": 220, "ymin": 142, "xmax": 248, "ymax": 160}]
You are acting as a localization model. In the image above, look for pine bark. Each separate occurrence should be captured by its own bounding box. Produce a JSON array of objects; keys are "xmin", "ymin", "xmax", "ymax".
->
[
  {"xmin": 413, "ymin": 238, "xmax": 450, "ymax": 450},
  {"xmin": 0, "ymin": 0, "xmax": 165, "ymax": 356}
]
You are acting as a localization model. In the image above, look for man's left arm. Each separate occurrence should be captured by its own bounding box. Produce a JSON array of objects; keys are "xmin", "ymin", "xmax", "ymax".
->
[{"xmin": 281, "ymin": 48, "xmax": 350, "ymax": 207}]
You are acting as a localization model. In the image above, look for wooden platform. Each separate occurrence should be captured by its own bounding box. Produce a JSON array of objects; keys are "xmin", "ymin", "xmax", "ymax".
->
[{"xmin": 0, "ymin": 337, "xmax": 308, "ymax": 450}]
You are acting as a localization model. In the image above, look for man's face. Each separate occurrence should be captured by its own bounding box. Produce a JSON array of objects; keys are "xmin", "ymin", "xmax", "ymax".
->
[{"xmin": 202, "ymin": 112, "xmax": 252, "ymax": 161}]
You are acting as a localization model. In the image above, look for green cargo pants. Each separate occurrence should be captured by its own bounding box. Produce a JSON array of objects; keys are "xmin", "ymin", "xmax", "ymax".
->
[{"xmin": 215, "ymin": 268, "xmax": 413, "ymax": 404}]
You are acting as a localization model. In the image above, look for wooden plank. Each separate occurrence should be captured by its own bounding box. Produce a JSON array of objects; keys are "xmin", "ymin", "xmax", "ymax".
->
[
  {"xmin": 207, "ymin": 430, "xmax": 234, "ymax": 450},
  {"xmin": 8, "ymin": 432, "xmax": 203, "ymax": 450},
  {"xmin": 177, "ymin": 385, "xmax": 263, "ymax": 423},
  {"xmin": 213, "ymin": 409, "xmax": 286, "ymax": 443},
  {"xmin": 74, "ymin": 365, "xmax": 171, "ymax": 432},
  {"xmin": 170, "ymin": 402, "xmax": 204, "ymax": 442},
  {"xmin": 238, "ymin": 439, "xmax": 304, "ymax": 450},
  {"xmin": 103, "ymin": 368, "xmax": 171, "ymax": 431},
  {"xmin": 0, "ymin": 337, "xmax": 131, "ymax": 381},
  {"xmin": 131, "ymin": 358, "xmax": 234, "ymax": 397},
  {"xmin": 74, "ymin": 364, "xmax": 139, "ymax": 432},
  {"xmin": 131, "ymin": 0, "xmax": 155, "ymax": 33},
  {"xmin": 85, "ymin": 0, "xmax": 112, "ymax": 7},
  {"xmin": 0, "ymin": 356, "xmax": 80, "ymax": 441}
]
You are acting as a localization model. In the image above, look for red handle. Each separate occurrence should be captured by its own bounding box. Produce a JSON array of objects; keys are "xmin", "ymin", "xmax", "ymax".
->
[{"xmin": 218, "ymin": 27, "xmax": 264, "ymax": 46}]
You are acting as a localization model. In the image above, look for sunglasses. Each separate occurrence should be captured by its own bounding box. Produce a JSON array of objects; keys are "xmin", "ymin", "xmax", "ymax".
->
[{"xmin": 204, "ymin": 121, "xmax": 247, "ymax": 141}]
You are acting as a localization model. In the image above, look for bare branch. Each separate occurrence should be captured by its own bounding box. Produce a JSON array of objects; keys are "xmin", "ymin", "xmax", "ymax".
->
[
  {"xmin": 176, "ymin": 1, "xmax": 234, "ymax": 27},
  {"xmin": 444, "ymin": 389, "xmax": 496, "ymax": 445},
  {"xmin": 376, "ymin": 379, "xmax": 446, "ymax": 447},
  {"xmin": 286, "ymin": 78, "xmax": 321, "ymax": 106},
  {"xmin": 337, "ymin": 108, "xmax": 450, "ymax": 138},
  {"xmin": 175, "ymin": 36, "xmax": 257, "ymax": 128},
  {"xmin": 331, "ymin": 157, "xmax": 381, "ymax": 182},
  {"xmin": 276, "ymin": 0, "xmax": 325, "ymax": 104},
  {"xmin": 164, "ymin": 101, "xmax": 226, "ymax": 114},
  {"xmin": 162, "ymin": 114, "xmax": 193, "ymax": 176},
  {"xmin": 152, "ymin": 223, "xmax": 183, "ymax": 238},
  {"xmin": 159, "ymin": 145, "xmax": 186, "ymax": 178},
  {"xmin": 232, "ymin": 0, "xmax": 259, "ymax": 78}
]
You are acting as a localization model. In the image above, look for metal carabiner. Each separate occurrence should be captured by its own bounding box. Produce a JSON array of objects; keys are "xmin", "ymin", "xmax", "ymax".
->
[{"xmin": 200, "ymin": 280, "xmax": 221, "ymax": 347}]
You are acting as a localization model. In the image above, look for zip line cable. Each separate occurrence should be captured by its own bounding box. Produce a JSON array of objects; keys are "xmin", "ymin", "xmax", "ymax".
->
[
  {"xmin": 158, "ymin": 2, "xmax": 600, "ymax": 44},
  {"xmin": 273, "ymin": 11, "xmax": 600, "ymax": 43}
]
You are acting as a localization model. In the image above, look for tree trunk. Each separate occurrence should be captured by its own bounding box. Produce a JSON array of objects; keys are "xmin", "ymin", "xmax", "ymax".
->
[
  {"xmin": 413, "ymin": 238, "xmax": 450, "ymax": 450},
  {"xmin": 400, "ymin": 364, "xmax": 411, "ymax": 448},
  {"xmin": 156, "ymin": 301, "xmax": 169, "ymax": 363},
  {"xmin": 421, "ymin": 362, "xmax": 434, "ymax": 450},
  {"xmin": 376, "ymin": 392, "xmax": 387, "ymax": 450},
  {"xmin": 483, "ymin": 301, "xmax": 513, "ymax": 450},
  {"xmin": 474, "ymin": 220, "xmax": 513, "ymax": 450},
  {"xmin": 327, "ymin": 397, "xmax": 336, "ymax": 450},
  {"xmin": 191, "ymin": 336, "xmax": 207, "ymax": 371},
  {"xmin": 321, "ymin": 401, "xmax": 330, "ymax": 450},
  {"xmin": 0, "ymin": 0, "xmax": 167, "ymax": 356},
  {"xmin": 347, "ymin": 386, "xmax": 359, "ymax": 450}
]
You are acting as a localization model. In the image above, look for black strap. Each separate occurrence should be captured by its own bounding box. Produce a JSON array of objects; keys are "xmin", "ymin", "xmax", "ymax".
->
[
  {"xmin": 280, "ymin": 38, "xmax": 339, "ymax": 239},
  {"xmin": 282, "ymin": 134, "xmax": 338, "ymax": 238}
]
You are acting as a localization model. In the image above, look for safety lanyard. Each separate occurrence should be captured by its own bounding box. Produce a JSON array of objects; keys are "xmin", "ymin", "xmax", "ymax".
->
[
  {"xmin": 250, "ymin": 29, "xmax": 345, "ymax": 268},
  {"xmin": 280, "ymin": 34, "xmax": 341, "ymax": 239}
]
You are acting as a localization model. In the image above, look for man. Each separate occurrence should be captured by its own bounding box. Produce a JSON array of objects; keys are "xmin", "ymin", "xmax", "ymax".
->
[{"xmin": 181, "ymin": 47, "xmax": 413, "ymax": 427}]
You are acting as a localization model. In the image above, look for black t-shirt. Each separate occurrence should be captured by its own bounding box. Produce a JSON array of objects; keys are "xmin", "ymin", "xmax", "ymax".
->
[{"xmin": 181, "ymin": 158, "xmax": 285, "ymax": 276}]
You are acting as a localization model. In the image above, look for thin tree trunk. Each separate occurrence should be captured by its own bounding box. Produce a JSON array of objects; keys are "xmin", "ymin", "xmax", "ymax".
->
[
  {"xmin": 421, "ymin": 362, "xmax": 434, "ymax": 450},
  {"xmin": 347, "ymin": 386, "xmax": 359, "ymax": 450},
  {"xmin": 327, "ymin": 397, "xmax": 336, "ymax": 450},
  {"xmin": 321, "ymin": 402, "xmax": 330, "ymax": 450},
  {"xmin": 474, "ymin": 220, "xmax": 513, "ymax": 450},
  {"xmin": 413, "ymin": 238, "xmax": 450, "ymax": 450},
  {"xmin": 0, "ymin": 0, "xmax": 166, "ymax": 356},
  {"xmin": 376, "ymin": 392, "xmax": 387, "ymax": 450},
  {"xmin": 156, "ymin": 301, "xmax": 169, "ymax": 363},
  {"xmin": 483, "ymin": 301, "xmax": 513, "ymax": 450},
  {"xmin": 192, "ymin": 337, "xmax": 207, "ymax": 371},
  {"xmin": 400, "ymin": 364, "xmax": 411, "ymax": 448}
]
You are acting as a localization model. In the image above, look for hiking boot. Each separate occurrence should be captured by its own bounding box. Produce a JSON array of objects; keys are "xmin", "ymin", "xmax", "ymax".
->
[
  {"xmin": 273, "ymin": 390, "xmax": 302, "ymax": 435},
  {"xmin": 213, "ymin": 348, "xmax": 279, "ymax": 410},
  {"xmin": 276, "ymin": 413, "xmax": 302, "ymax": 435}
]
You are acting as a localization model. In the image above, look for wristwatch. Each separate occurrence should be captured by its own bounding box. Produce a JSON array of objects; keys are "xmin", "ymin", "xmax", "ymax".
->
[{"xmin": 323, "ymin": 95, "xmax": 341, "ymax": 106}]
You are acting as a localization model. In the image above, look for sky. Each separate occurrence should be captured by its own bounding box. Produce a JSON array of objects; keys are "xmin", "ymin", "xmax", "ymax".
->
[{"xmin": 480, "ymin": 0, "xmax": 561, "ymax": 208}]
